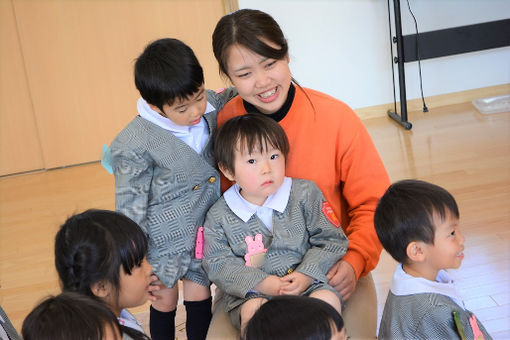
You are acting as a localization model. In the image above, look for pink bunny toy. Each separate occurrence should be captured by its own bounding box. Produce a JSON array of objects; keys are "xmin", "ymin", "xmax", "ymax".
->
[{"xmin": 244, "ymin": 233, "xmax": 267, "ymax": 267}]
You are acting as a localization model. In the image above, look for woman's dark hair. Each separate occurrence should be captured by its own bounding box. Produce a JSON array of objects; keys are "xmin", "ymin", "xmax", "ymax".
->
[
  {"xmin": 22, "ymin": 292, "xmax": 121, "ymax": 340},
  {"xmin": 214, "ymin": 113, "xmax": 290, "ymax": 176},
  {"xmin": 374, "ymin": 179, "xmax": 459, "ymax": 264},
  {"xmin": 134, "ymin": 38, "xmax": 204, "ymax": 111},
  {"xmin": 242, "ymin": 295, "xmax": 344, "ymax": 340},
  {"xmin": 212, "ymin": 9, "xmax": 288, "ymax": 78}
]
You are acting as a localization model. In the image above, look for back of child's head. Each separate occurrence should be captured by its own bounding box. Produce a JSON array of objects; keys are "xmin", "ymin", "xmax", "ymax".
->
[
  {"xmin": 22, "ymin": 292, "xmax": 122, "ymax": 340},
  {"xmin": 134, "ymin": 38, "xmax": 204, "ymax": 111},
  {"xmin": 242, "ymin": 295, "xmax": 344, "ymax": 340},
  {"xmin": 214, "ymin": 113, "xmax": 289, "ymax": 175},
  {"xmin": 54, "ymin": 209, "xmax": 148, "ymax": 300},
  {"xmin": 374, "ymin": 179, "xmax": 459, "ymax": 264}
]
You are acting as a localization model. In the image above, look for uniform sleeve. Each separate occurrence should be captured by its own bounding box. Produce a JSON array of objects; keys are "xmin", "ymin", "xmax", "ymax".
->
[
  {"xmin": 111, "ymin": 144, "xmax": 153, "ymax": 234},
  {"xmin": 206, "ymin": 87, "xmax": 237, "ymax": 112},
  {"xmin": 203, "ymin": 207, "xmax": 268, "ymax": 298},
  {"xmin": 296, "ymin": 182, "xmax": 349, "ymax": 282},
  {"xmin": 339, "ymin": 114, "xmax": 390, "ymax": 279}
]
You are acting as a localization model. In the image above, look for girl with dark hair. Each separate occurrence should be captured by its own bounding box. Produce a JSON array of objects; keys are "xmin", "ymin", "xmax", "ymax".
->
[
  {"xmin": 22, "ymin": 292, "xmax": 123, "ymax": 340},
  {"xmin": 243, "ymin": 295, "xmax": 346, "ymax": 340},
  {"xmin": 209, "ymin": 8, "xmax": 390, "ymax": 339},
  {"xmin": 54, "ymin": 209, "xmax": 154, "ymax": 340}
]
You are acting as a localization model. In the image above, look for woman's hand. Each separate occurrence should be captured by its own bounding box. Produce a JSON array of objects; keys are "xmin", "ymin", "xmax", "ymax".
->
[
  {"xmin": 326, "ymin": 260, "xmax": 357, "ymax": 301},
  {"xmin": 279, "ymin": 272, "xmax": 313, "ymax": 296}
]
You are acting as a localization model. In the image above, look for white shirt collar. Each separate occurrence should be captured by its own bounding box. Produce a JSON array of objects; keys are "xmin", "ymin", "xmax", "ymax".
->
[
  {"xmin": 224, "ymin": 177, "xmax": 292, "ymax": 223},
  {"xmin": 390, "ymin": 264, "xmax": 465, "ymax": 308},
  {"xmin": 137, "ymin": 97, "xmax": 215, "ymax": 133},
  {"xmin": 118, "ymin": 309, "xmax": 145, "ymax": 333},
  {"xmin": 137, "ymin": 97, "xmax": 214, "ymax": 153}
]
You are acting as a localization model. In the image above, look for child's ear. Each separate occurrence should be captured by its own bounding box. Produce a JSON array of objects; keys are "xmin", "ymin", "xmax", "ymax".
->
[
  {"xmin": 218, "ymin": 164, "xmax": 235, "ymax": 182},
  {"xmin": 406, "ymin": 241, "xmax": 426, "ymax": 262},
  {"xmin": 90, "ymin": 280, "xmax": 113, "ymax": 298}
]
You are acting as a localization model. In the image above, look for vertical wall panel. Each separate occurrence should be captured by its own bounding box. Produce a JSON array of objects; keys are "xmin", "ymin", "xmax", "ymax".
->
[
  {"xmin": 0, "ymin": 0, "xmax": 44, "ymax": 176},
  {"xmin": 12, "ymin": 0, "xmax": 227, "ymax": 169}
]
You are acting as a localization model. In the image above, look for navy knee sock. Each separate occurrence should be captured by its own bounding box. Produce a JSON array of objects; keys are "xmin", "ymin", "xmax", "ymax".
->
[
  {"xmin": 184, "ymin": 297, "xmax": 212, "ymax": 340},
  {"xmin": 149, "ymin": 305, "xmax": 176, "ymax": 340}
]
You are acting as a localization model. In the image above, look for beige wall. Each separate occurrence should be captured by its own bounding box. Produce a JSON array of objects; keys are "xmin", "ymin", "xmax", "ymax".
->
[{"xmin": 1, "ymin": 0, "xmax": 235, "ymax": 176}]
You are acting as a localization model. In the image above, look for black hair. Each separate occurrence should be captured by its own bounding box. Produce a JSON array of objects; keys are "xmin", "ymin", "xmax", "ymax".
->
[
  {"xmin": 214, "ymin": 113, "xmax": 290, "ymax": 176},
  {"xmin": 374, "ymin": 179, "xmax": 460, "ymax": 264},
  {"xmin": 212, "ymin": 9, "xmax": 315, "ymax": 114},
  {"xmin": 54, "ymin": 209, "xmax": 150, "ymax": 340},
  {"xmin": 212, "ymin": 9, "xmax": 288, "ymax": 78},
  {"xmin": 242, "ymin": 295, "xmax": 344, "ymax": 340},
  {"xmin": 134, "ymin": 38, "xmax": 204, "ymax": 112},
  {"xmin": 22, "ymin": 292, "xmax": 122, "ymax": 340}
]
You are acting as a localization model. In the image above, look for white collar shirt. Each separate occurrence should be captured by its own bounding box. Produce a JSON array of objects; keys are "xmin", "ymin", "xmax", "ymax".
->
[
  {"xmin": 137, "ymin": 97, "xmax": 214, "ymax": 153},
  {"xmin": 390, "ymin": 264, "xmax": 465, "ymax": 308},
  {"xmin": 223, "ymin": 177, "xmax": 292, "ymax": 232}
]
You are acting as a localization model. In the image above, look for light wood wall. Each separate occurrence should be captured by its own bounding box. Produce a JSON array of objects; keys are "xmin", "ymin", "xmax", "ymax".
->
[{"xmin": 1, "ymin": 0, "xmax": 237, "ymax": 176}]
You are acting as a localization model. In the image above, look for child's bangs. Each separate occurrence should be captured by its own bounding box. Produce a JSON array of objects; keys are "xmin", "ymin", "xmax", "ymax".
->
[
  {"xmin": 119, "ymin": 226, "xmax": 148, "ymax": 275},
  {"xmin": 238, "ymin": 126, "xmax": 285, "ymax": 156}
]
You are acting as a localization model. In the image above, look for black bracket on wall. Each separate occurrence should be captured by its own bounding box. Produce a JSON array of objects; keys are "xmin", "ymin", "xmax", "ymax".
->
[{"xmin": 388, "ymin": 0, "xmax": 510, "ymax": 130}]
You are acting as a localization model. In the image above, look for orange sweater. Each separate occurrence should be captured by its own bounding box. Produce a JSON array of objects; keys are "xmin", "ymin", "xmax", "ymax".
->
[{"xmin": 218, "ymin": 87, "xmax": 390, "ymax": 279}]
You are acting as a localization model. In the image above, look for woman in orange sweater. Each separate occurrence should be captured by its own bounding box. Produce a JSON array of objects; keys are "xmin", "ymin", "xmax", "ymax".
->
[{"xmin": 209, "ymin": 8, "xmax": 390, "ymax": 339}]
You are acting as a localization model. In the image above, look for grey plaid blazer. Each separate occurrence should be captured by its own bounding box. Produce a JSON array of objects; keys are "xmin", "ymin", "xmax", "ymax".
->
[
  {"xmin": 0, "ymin": 305, "xmax": 20, "ymax": 340},
  {"xmin": 203, "ymin": 178, "xmax": 348, "ymax": 313},
  {"xmin": 111, "ymin": 88, "xmax": 236, "ymax": 288},
  {"xmin": 379, "ymin": 291, "xmax": 492, "ymax": 340}
]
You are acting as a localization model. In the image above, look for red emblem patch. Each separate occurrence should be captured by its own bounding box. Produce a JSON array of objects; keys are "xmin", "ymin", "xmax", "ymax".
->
[{"xmin": 322, "ymin": 201, "xmax": 340, "ymax": 228}]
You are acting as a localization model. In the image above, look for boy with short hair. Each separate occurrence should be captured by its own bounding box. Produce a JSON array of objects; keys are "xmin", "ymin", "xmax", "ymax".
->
[
  {"xmin": 109, "ymin": 38, "xmax": 235, "ymax": 340},
  {"xmin": 374, "ymin": 179, "xmax": 491, "ymax": 340}
]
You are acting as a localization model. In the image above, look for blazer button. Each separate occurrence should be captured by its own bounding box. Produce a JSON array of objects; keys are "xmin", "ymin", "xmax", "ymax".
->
[
  {"xmin": 208, "ymin": 176, "xmax": 216, "ymax": 183},
  {"xmin": 192, "ymin": 184, "xmax": 200, "ymax": 191}
]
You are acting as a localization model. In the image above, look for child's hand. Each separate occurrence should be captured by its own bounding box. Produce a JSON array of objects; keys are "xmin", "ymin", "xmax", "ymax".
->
[
  {"xmin": 279, "ymin": 272, "xmax": 313, "ymax": 295},
  {"xmin": 254, "ymin": 275, "xmax": 283, "ymax": 296},
  {"xmin": 148, "ymin": 274, "xmax": 163, "ymax": 301}
]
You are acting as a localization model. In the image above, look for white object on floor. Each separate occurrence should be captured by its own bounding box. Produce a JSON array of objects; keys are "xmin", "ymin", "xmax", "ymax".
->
[{"xmin": 472, "ymin": 94, "xmax": 510, "ymax": 115}]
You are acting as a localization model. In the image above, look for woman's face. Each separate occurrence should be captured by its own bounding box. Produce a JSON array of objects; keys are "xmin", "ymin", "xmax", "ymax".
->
[{"xmin": 225, "ymin": 42, "xmax": 292, "ymax": 114}]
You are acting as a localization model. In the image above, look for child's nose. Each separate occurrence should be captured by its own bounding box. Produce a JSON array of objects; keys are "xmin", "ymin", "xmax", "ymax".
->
[
  {"xmin": 144, "ymin": 259, "xmax": 153, "ymax": 274},
  {"xmin": 458, "ymin": 229, "xmax": 465, "ymax": 244},
  {"xmin": 260, "ymin": 159, "xmax": 271, "ymax": 174}
]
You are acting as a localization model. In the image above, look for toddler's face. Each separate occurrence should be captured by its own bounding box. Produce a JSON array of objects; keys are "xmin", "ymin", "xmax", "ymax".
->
[
  {"xmin": 423, "ymin": 210, "xmax": 465, "ymax": 273},
  {"xmin": 224, "ymin": 141, "xmax": 285, "ymax": 206},
  {"xmin": 154, "ymin": 85, "xmax": 207, "ymax": 126}
]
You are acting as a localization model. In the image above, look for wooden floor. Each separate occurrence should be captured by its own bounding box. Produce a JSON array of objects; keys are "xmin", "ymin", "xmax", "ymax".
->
[{"xmin": 1, "ymin": 101, "xmax": 509, "ymax": 338}]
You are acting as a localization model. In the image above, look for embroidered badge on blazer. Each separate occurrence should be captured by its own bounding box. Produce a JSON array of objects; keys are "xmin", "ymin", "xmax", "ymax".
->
[
  {"xmin": 244, "ymin": 234, "xmax": 267, "ymax": 268},
  {"xmin": 322, "ymin": 201, "xmax": 341, "ymax": 228}
]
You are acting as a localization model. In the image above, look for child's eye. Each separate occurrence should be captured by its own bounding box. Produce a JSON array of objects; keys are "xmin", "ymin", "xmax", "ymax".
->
[
  {"xmin": 450, "ymin": 230, "xmax": 456, "ymax": 236},
  {"xmin": 248, "ymin": 159, "xmax": 256, "ymax": 164},
  {"xmin": 270, "ymin": 154, "xmax": 279, "ymax": 160},
  {"xmin": 196, "ymin": 96, "xmax": 204, "ymax": 102},
  {"xmin": 237, "ymin": 72, "xmax": 250, "ymax": 78}
]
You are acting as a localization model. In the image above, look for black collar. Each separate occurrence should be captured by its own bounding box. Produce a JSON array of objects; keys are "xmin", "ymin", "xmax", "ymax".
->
[{"xmin": 242, "ymin": 83, "xmax": 295, "ymax": 122}]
